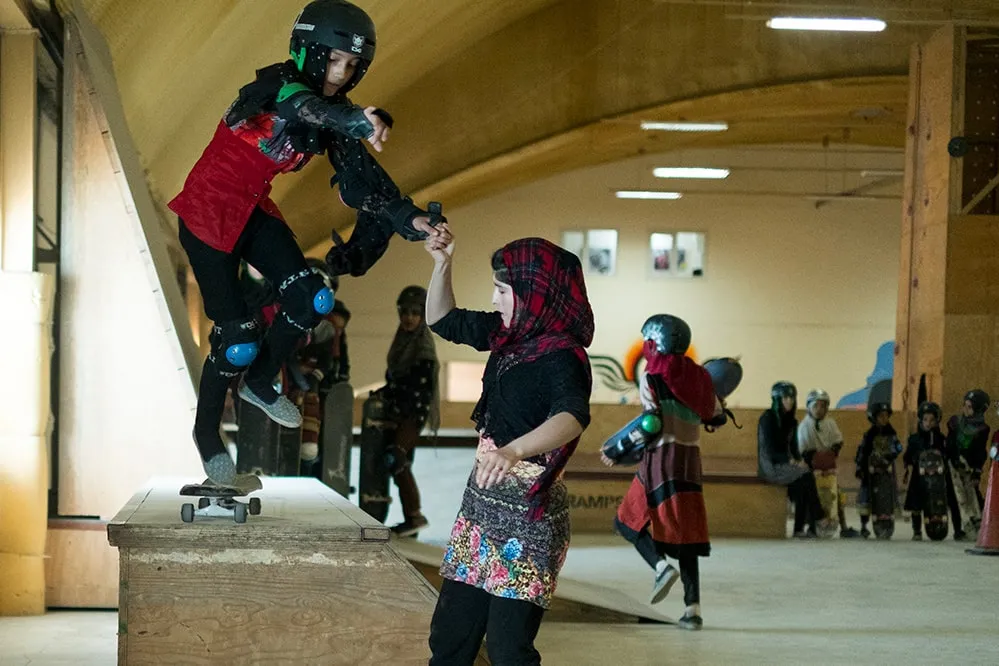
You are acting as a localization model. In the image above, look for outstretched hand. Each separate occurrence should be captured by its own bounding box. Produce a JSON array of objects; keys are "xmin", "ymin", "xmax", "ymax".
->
[
  {"xmin": 362, "ymin": 106, "xmax": 390, "ymax": 152},
  {"xmin": 423, "ymin": 222, "xmax": 454, "ymax": 261}
]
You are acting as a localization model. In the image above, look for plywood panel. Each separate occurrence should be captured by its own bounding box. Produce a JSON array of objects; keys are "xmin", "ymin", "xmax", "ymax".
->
[
  {"xmin": 58, "ymin": 36, "xmax": 202, "ymax": 519},
  {"xmin": 45, "ymin": 523, "xmax": 118, "ymax": 609}
]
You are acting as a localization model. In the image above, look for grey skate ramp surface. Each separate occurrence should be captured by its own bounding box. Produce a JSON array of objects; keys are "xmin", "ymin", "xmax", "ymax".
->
[{"xmin": 391, "ymin": 538, "xmax": 673, "ymax": 624}]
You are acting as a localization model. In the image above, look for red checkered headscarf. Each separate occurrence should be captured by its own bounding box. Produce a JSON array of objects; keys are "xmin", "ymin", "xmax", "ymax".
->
[{"xmin": 481, "ymin": 237, "xmax": 594, "ymax": 520}]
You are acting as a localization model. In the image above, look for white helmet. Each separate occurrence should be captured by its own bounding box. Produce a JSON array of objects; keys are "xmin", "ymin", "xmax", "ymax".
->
[{"xmin": 806, "ymin": 389, "xmax": 830, "ymax": 408}]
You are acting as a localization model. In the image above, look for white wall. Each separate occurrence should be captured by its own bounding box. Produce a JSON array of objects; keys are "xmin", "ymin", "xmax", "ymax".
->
[{"xmin": 335, "ymin": 145, "xmax": 902, "ymax": 408}]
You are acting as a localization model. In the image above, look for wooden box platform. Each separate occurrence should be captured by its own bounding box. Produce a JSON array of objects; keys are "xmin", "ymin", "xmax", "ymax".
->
[{"xmin": 107, "ymin": 477, "xmax": 440, "ymax": 665}]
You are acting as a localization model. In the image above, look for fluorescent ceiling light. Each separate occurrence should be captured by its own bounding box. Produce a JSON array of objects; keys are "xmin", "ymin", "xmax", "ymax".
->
[
  {"xmin": 640, "ymin": 121, "xmax": 728, "ymax": 132},
  {"xmin": 615, "ymin": 191, "xmax": 683, "ymax": 200},
  {"xmin": 767, "ymin": 17, "xmax": 886, "ymax": 32},
  {"xmin": 653, "ymin": 167, "xmax": 730, "ymax": 180}
]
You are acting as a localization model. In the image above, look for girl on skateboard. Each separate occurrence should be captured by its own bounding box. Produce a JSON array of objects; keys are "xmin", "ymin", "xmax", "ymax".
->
[
  {"xmin": 423, "ymin": 227, "xmax": 593, "ymax": 664},
  {"xmin": 169, "ymin": 0, "xmax": 446, "ymax": 484}
]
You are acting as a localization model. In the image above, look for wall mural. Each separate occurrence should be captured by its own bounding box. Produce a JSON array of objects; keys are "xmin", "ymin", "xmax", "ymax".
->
[
  {"xmin": 835, "ymin": 341, "xmax": 894, "ymax": 409},
  {"xmin": 590, "ymin": 339, "xmax": 698, "ymax": 403}
]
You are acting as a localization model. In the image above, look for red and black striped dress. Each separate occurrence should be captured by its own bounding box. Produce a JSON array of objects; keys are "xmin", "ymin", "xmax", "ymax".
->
[{"xmin": 616, "ymin": 360, "xmax": 718, "ymax": 558}]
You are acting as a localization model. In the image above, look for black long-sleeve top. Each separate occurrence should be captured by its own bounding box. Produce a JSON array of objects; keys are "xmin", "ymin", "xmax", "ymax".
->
[{"xmin": 429, "ymin": 308, "xmax": 590, "ymax": 449}]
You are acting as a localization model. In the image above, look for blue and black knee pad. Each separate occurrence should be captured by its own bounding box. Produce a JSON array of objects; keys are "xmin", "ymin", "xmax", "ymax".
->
[
  {"xmin": 210, "ymin": 317, "xmax": 260, "ymax": 377},
  {"xmin": 277, "ymin": 269, "xmax": 335, "ymax": 331}
]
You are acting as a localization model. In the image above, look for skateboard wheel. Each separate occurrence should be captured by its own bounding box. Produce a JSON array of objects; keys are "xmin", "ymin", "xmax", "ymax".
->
[
  {"xmin": 198, "ymin": 497, "xmax": 211, "ymax": 509},
  {"xmin": 234, "ymin": 503, "xmax": 248, "ymax": 524},
  {"xmin": 248, "ymin": 497, "xmax": 261, "ymax": 515},
  {"xmin": 181, "ymin": 503, "xmax": 195, "ymax": 523}
]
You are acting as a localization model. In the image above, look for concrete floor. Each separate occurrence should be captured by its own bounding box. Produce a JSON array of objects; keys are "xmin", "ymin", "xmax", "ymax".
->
[{"xmin": 2, "ymin": 449, "xmax": 995, "ymax": 665}]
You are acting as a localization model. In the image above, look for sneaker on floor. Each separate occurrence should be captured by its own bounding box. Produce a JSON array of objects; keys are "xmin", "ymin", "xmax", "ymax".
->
[
  {"xmin": 911, "ymin": 533, "xmax": 923, "ymax": 541},
  {"xmin": 238, "ymin": 381, "xmax": 303, "ymax": 428},
  {"xmin": 649, "ymin": 564, "xmax": 680, "ymax": 605},
  {"xmin": 860, "ymin": 527, "xmax": 871, "ymax": 539},
  {"xmin": 954, "ymin": 530, "xmax": 968, "ymax": 542},
  {"xmin": 391, "ymin": 516, "xmax": 429, "ymax": 538},
  {"xmin": 677, "ymin": 614, "xmax": 703, "ymax": 631},
  {"xmin": 840, "ymin": 527, "xmax": 861, "ymax": 539},
  {"xmin": 793, "ymin": 530, "xmax": 818, "ymax": 539}
]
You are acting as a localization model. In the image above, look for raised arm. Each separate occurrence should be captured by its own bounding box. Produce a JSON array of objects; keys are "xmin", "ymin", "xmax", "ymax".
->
[{"xmin": 425, "ymin": 231, "xmax": 456, "ymax": 326}]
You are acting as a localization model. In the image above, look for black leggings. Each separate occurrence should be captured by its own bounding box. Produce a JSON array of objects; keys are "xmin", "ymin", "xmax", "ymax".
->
[
  {"xmin": 788, "ymin": 472, "xmax": 822, "ymax": 534},
  {"xmin": 429, "ymin": 579, "xmax": 545, "ymax": 666},
  {"xmin": 180, "ymin": 208, "xmax": 310, "ymax": 461},
  {"xmin": 619, "ymin": 520, "xmax": 700, "ymax": 606}
]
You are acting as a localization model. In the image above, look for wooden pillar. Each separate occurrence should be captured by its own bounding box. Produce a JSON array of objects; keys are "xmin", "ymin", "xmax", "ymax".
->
[{"xmin": 895, "ymin": 27, "xmax": 999, "ymax": 422}]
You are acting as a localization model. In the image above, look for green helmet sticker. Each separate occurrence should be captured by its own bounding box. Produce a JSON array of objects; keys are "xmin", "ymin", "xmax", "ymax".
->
[
  {"xmin": 291, "ymin": 45, "xmax": 306, "ymax": 71},
  {"xmin": 277, "ymin": 81, "xmax": 311, "ymax": 103},
  {"xmin": 640, "ymin": 413, "xmax": 662, "ymax": 434}
]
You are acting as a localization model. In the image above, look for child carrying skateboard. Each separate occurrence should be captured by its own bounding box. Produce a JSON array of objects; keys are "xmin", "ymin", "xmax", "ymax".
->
[
  {"xmin": 903, "ymin": 402, "xmax": 965, "ymax": 540},
  {"xmin": 604, "ymin": 314, "xmax": 728, "ymax": 631},
  {"xmin": 945, "ymin": 389, "xmax": 990, "ymax": 535},
  {"xmin": 797, "ymin": 389, "xmax": 860, "ymax": 538},
  {"xmin": 854, "ymin": 402, "xmax": 902, "ymax": 538}
]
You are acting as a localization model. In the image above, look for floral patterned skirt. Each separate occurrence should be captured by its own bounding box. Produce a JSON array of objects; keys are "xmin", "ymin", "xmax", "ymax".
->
[{"xmin": 440, "ymin": 436, "xmax": 570, "ymax": 609}]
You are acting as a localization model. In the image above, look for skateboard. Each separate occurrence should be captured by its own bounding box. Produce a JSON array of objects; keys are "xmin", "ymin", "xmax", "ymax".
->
[
  {"xmin": 179, "ymin": 474, "xmax": 263, "ymax": 524},
  {"xmin": 359, "ymin": 393, "xmax": 395, "ymax": 522},
  {"xmin": 600, "ymin": 410, "xmax": 662, "ymax": 464},
  {"xmin": 814, "ymin": 470, "xmax": 840, "ymax": 538},
  {"xmin": 952, "ymin": 465, "xmax": 982, "ymax": 535},
  {"xmin": 919, "ymin": 449, "xmax": 949, "ymax": 541},
  {"xmin": 321, "ymin": 382, "xmax": 355, "ymax": 497},
  {"xmin": 869, "ymin": 453, "xmax": 897, "ymax": 539}
]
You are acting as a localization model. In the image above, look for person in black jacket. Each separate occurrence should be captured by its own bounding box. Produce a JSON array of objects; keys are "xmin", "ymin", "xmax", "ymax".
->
[
  {"xmin": 854, "ymin": 402, "xmax": 902, "ymax": 538},
  {"xmin": 757, "ymin": 381, "xmax": 821, "ymax": 538},
  {"xmin": 902, "ymin": 402, "xmax": 964, "ymax": 540},
  {"xmin": 945, "ymin": 389, "xmax": 990, "ymax": 534}
]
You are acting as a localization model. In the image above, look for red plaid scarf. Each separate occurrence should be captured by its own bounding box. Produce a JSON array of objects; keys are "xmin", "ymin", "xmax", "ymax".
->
[{"xmin": 479, "ymin": 237, "xmax": 594, "ymax": 521}]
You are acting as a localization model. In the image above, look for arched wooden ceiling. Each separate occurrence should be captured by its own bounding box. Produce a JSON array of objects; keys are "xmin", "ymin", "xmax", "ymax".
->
[{"xmin": 61, "ymin": 0, "xmax": 999, "ymax": 253}]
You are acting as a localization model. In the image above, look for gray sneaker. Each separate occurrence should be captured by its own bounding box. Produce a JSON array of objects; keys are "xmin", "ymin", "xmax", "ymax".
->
[
  {"xmin": 238, "ymin": 381, "xmax": 303, "ymax": 428},
  {"xmin": 650, "ymin": 563, "xmax": 680, "ymax": 605},
  {"xmin": 204, "ymin": 452, "xmax": 237, "ymax": 486}
]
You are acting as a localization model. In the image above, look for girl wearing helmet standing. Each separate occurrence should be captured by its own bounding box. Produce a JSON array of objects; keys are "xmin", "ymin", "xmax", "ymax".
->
[
  {"xmin": 169, "ymin": 0, "xmax": 447, "ymax": 484},
  {"xmin": 607, "ymin": 314, "xmax": 728, "ymax": 631},
  {"xmin": 424, "ymin": 229, "xmax": 594, "ymax": 663},
  {"xmin": 945, "ymin": 389, "xmax": 990, "ymax": 536},
  {"xmin": 379, "ymin": 285, "xmax": 440, "ymax": 537},
  {"xmin": 757, "ymin": 382, "xmax": 823, "ymax": 538},
  {"xmin": 797, "ymin": 389, "xmax": 861, "ymax": 538},
  {"xmin": 854, "ymin": 403, "xmax": 902, "ymax": 538},
  {"xmin": 903, "ymin": 402, "xmax": 965, "ymax": 540}
]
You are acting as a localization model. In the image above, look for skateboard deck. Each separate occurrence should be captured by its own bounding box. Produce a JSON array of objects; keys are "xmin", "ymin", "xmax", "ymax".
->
[
  {"xmin": 952, "ymin": 467, "xmax": 982, "ymax": 534},
  {"xmin": 235, "ymin": 398, "xmax": 302, "ymax": 476},
  {"xmin": 179, "ymin": 474, "xmax": 263, "ymax": 524},
  {"xmin": 814, "ymin": 470, "xmax": 839, "ymax": 538},
  {"xmin": 919, "ymin": 449, "xmax": 949, "ymax": 541},
  {"xmin": 321, "ymin": 382, "xmax": 354, "ymax": 497},
  {"xmin": 359, "ymin": 394, "xmax": 395, "ymax": 523},
  {"xmin": 869, "ymin": 456, "xmax": 896, "ymax": 539}
]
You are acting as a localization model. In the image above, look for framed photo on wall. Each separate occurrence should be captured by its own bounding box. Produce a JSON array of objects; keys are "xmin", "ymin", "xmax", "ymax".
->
[
  {"xmin": 649, "ymin": 231, "xmax": 705, "ymax": 278},
  {"xmin": 561, "ymin": 229, "xmax": 618, "ymax": 276}
]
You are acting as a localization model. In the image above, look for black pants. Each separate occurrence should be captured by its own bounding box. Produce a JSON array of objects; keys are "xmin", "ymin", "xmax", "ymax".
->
[
  {"xmin": 788, "ymin": 472, "xmax": 822, "ymax": 534},
  {"xmin": 626, "ymin": 523, "xmax": 700, "ymax": 606},
  {"xmin": 180, "ymin": 208, "xmax": 310, "ymax": 461},
  {"xmin": 429, "ymin": 579, "xmax": 545, "ymax": 666}
]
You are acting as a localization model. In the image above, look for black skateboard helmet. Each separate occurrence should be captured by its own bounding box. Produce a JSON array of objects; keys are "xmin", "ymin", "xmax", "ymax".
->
[
  {"xmin": 290, "ymin": 0, "xmax": 376, "ymax": 93},
  {"xmin": 641, "ymin": 314, "xmax": 691, "ymax": 355},
  {"xmin": 917, "ymin": 401, "xmax": 942, "ymax": 423},
  {"xmin": 397, "ymin": 285, "xmax": 427, "ymax": 314},
  {"xmin": 770, "ymin": 381, "xmax": 797, "ymax": 412},
  {"xmin": 866, "ymin": 401, "xmax": 892, "ymax": 424},
  {"xmin": 963, "ymin": 389, "xmax": 990, "ymax": 416}
]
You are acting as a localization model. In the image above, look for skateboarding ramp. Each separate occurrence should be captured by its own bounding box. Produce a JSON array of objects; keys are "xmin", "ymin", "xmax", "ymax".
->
[{"xmin": 391, "ymin": 538, "xmax": 672, "ymax": 624}]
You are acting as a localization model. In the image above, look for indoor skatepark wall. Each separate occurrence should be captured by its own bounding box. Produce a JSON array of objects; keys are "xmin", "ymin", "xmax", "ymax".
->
[{"xmin": 334, "ymin": 146, "xmax": 901, "ymax": 409}]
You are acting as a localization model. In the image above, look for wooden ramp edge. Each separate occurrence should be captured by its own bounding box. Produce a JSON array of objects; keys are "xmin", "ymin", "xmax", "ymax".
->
[{"xmin": 390, "ymin": 538, "xmax": 673, "ymax": 625}]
